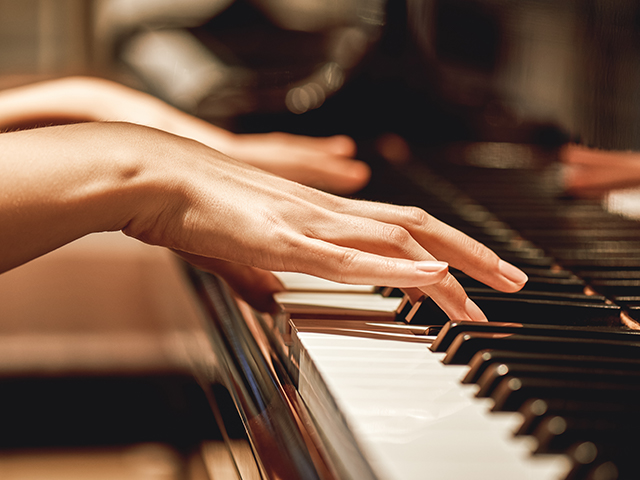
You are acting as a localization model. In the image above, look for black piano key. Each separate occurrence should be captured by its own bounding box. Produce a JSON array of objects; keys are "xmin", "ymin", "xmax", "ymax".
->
[
  {"xmin": 620, "ymin": 303, "xmax": 640, "ymax": 323},
  {"xmin": 546, "ymin": 240, "xmax": 640, "ymax": 251},
  {"xmin": 462, "ymin": 350, "xmax": 640, "ymax": 385},
  {"xmin": 442, "ymin": 332, "xmax": 640, "ymax": 366},
  {"xmin": 489, "ymin": 254, "xmax": 557, "ymax": 269},
  {"xmin": 588, "ymin": 279, "xmax": 640, "ymax": 297},
  {"xmin": 454, "ymin": 272, "xmax": 587, "ymax": 292},
  {"xmin": 571, "ymin": 443, "xmax": 640, "ymax": 480},
  {"xmin": 518, "ymin": 266, "xmax": 581, "ymax": 279},
  {"xmin": 430, "ymin": 321, "xmax": 638, "ymax": 353},
  {"xmin": 474, "ymin": 362, "xmax": 640, "ymax": 398},
  {"xmin": 548, "ymin": 248, "xmax": 640, "ymax": 262},
  {"xmin": 475, "ymin": 297, "xmax": 619, "ymax": 325},
  {"xmin": 517, "ymin": 398, "xmax": 635, "ymax": 437},
  {"xmin": 579, "ymin": 270, "xmax": 640, "ymax": 280},
  {"xmin": 531, "ymin": 415, "xmax": 640, "ymax": 455},
  {"xmin": 490, "ymin": 376, "xmax": 640, "ymax": 412},
  {"xmin": 413, "ymin": 295, "xmax": 621, "ymax": 326},
  {"xmin": 464, "ymin": 287, "xmax": 606, "ymax": 302},
  {"xmin": 560, "ymin": 257, "xmax": 640, "ymax": 269},
  {"xmin": 524, "ymin": 228, "xmax": 640, "ymax": 242},
  {"xmin": 562, "ymin": 441, "xmax": 602, "ymax": 480}
]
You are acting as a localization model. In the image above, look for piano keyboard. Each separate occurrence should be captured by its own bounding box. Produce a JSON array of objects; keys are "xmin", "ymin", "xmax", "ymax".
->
[
  {"xmin": 186, "ymin": 144, "xmax": 640, "ymax": 480},
  {"xmin": 293, "ymin": 323, "xmax": 570, "ymax": 480}
]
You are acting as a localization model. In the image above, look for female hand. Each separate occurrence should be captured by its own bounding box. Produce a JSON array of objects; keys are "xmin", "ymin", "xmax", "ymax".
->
[
  {"xmin": 561, "ymin": 143, "xmax": 640, "ymax": 196},
  {"xmin": 0, "ymin": 76, "xmax": 370, "ymax": 194},
  {"xmin": 117, "ymin": 124, "xmax": 527, "ymax": 321},
  {"xmin": 0, "ymin": 122, "xmax": 527, "ymax": 322}
]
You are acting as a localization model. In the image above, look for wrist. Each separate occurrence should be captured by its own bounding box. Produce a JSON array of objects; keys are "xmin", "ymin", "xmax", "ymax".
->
[{"xmin": 0, "ymin": 122, "xmax": 170, "ymax": 271}]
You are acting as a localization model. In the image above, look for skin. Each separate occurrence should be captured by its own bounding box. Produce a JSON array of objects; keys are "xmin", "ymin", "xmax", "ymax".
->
[
  {"xmin": 0, "ymin": 77, "xmax": 529, "ymax": 319},
  {"xmin": 0, "ymin": 122, "xmax": 528, "ymax": 320},
  {"xmin": 561, "ymin": 143, "xmax": 640, "ymax": 196},
  {"xmin": 0, "ymin": 76, "xmax": 371, "ymax": 195}
]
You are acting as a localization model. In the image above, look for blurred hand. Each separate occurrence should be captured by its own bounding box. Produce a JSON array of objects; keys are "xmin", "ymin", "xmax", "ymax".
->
[
  {"xmin": 0, "ymin": 76, "xmax": 370, "ymax": 194},
  {"xmin": 561, "ymin": 143, "xmax": 640, "ymax": 196},
  {"xmin": 218, "ymin": 132, "xmax": 371, "ymax": 195}
]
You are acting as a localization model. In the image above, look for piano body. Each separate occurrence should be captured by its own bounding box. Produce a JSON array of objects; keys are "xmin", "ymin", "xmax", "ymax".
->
[{"xmin": 3, "ymin": 0, "xmax": 640, "ymax": 478}]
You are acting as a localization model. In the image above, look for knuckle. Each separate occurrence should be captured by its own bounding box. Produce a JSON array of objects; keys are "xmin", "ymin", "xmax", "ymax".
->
[
  {"xmin": 464, "ymin": 237, "xmax": 495, "ymax": 263},
  {"xmin": 334, "ymin": 248, "xmax": 362, "ymax": 283},
  {"xmin": 402, "ymin": 206, "xmax": 430, "ymax": 229},
  {"xmin": 339, "ymin": 248, "xmax": 360, "ymax": 269},
  {"xmin": 382, "ymin": 223, "xmax": 412, "ymax": 245}
]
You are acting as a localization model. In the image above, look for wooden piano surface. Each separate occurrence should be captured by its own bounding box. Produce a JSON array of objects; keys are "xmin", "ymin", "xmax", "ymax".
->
[{"xmin": 0, "ymin": 232, "xmax": 262, "ymax": 479}]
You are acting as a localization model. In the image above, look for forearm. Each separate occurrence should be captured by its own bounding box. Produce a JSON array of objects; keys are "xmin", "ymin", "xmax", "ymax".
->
[
  {"xmin": 0, "ymin": 76, "xmax": 234, "ymax": 145},
  {"xmin": 0, "ymin": 122, "xmax": 160, "ymax": 272},
  {"xmin": 0, "ymin": 76, "xmax": 369, "ymax": 195},
  {"xmin": 0, "ymin": 77, "xmax": 111, "ymax": 129}
]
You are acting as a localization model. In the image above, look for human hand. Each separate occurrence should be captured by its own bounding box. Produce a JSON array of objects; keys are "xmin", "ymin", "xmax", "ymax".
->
[
  {"xmin": 214, "ymin": 132, "xmax": 371, "ymax": 195},
  {"xmin": 121, "ymin": 94, "xmax": 370, "ymax": 194},
  {"xmin": 561, "ymin": 144, "xmax": 640, "ymax": 196},
  {"xmin": 0, "ymin": 122, "xmax": 526, "ymax": 321},
  {"xmin": 120, "ymin": 124, "xmax": 527, "ymax": 321},
  {"xmin": 0, "ymin": 77, "xmax": 369, "ymax": 194}
]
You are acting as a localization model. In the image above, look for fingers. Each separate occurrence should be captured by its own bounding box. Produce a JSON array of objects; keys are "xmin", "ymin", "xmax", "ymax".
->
[
  {"xmin": 297, "ymin": 196, "xmax": 526, "ymax": 321},
  {"xmin": 300, "ymin": 210, "xmax": 434, "ymax": 262},
  {"xmin": 561, "ymin": 144, "xmax": 640, "ymax": 193},
  {"xmin": 277, "ymin": 234, "xmax": 446, "ymax": 287},
  {"xmin": 152, "ymin": 132, "xmax": 519, "ymax": 323},
  {"xmin": 286, "ymin": 155, "xmax": 371, "ymax": 195},
  {"xmin": 325, "ymin": 198, "xmax": 528, "ymax": 294},
  {"xmin": 420, "ymin": 273, "xmax": 488, "ymax": 322},
  {"xmin": 175, "ymin": 243, "xmax": 449, "ymax": 312},
  {"xmin": 226, "ymin": 132, "xmax": 370, "ymax": 194},
  {"xmin": 267, "ymin": 234, "xmax": 472, "ymax": 321},
  {"xmin": 561, "ymin": 143, "xmax": 640, "ymax": 167},
  {"xmin": 307, "ymin": 134, "xmax": 358, "ymax": 157}
]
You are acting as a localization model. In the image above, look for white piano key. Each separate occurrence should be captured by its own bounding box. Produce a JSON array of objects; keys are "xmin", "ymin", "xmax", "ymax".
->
[
  {"xmin": 296, "ymin": 332, "xmax": 571, "ymax": 480},
  {"xmin": 274, "ymin": 292, "xmax": 403, "ymax": 313},
  {"xmin": 272, "ymin": 272, "xmax": 377, "ymax": 293}
]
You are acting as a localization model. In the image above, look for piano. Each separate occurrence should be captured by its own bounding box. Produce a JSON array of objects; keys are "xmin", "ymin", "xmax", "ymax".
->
[
  {"xmin": 178, "ymin": 1, "xmax": 640, "ymax": 478},
  {"xmin": 184, "ymin": 142, "xmax": 640, "ymax": 479},
  {"xmin": 3, "ymin": 0, "xmax": 640, "ymax": 479}
]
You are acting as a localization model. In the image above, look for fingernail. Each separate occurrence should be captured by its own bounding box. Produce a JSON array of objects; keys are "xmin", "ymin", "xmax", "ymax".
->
[
  {"xmin": 465, "ymin": 298, "xmax": 488, "ymax": 322},
  {"xmin": 499, "ymin": 260, "xmax": 528, "ymax": 286},
  {"xmin": 416, "ymin": 261, "xmax": 448, "ymax": 273}
]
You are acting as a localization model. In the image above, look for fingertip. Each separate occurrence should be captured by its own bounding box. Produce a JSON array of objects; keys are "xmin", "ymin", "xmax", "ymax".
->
[
  {"xmin": 327, "ymin": 135, "xmax": 357, "ymax": 156},
  {"xmin": 465, "ymin": 298, "xmax": 488, "ymax": 322},
  {"xmin": 321, "ymin": 160, "xmax": 371, "ymax": 194},
  {"xmin": 346, "ymin": 160, "xmax": 372, "ymax": 182},
  {"xmin": 498, "ymin": 260, "xmax": 528, "ymax": 292}
]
